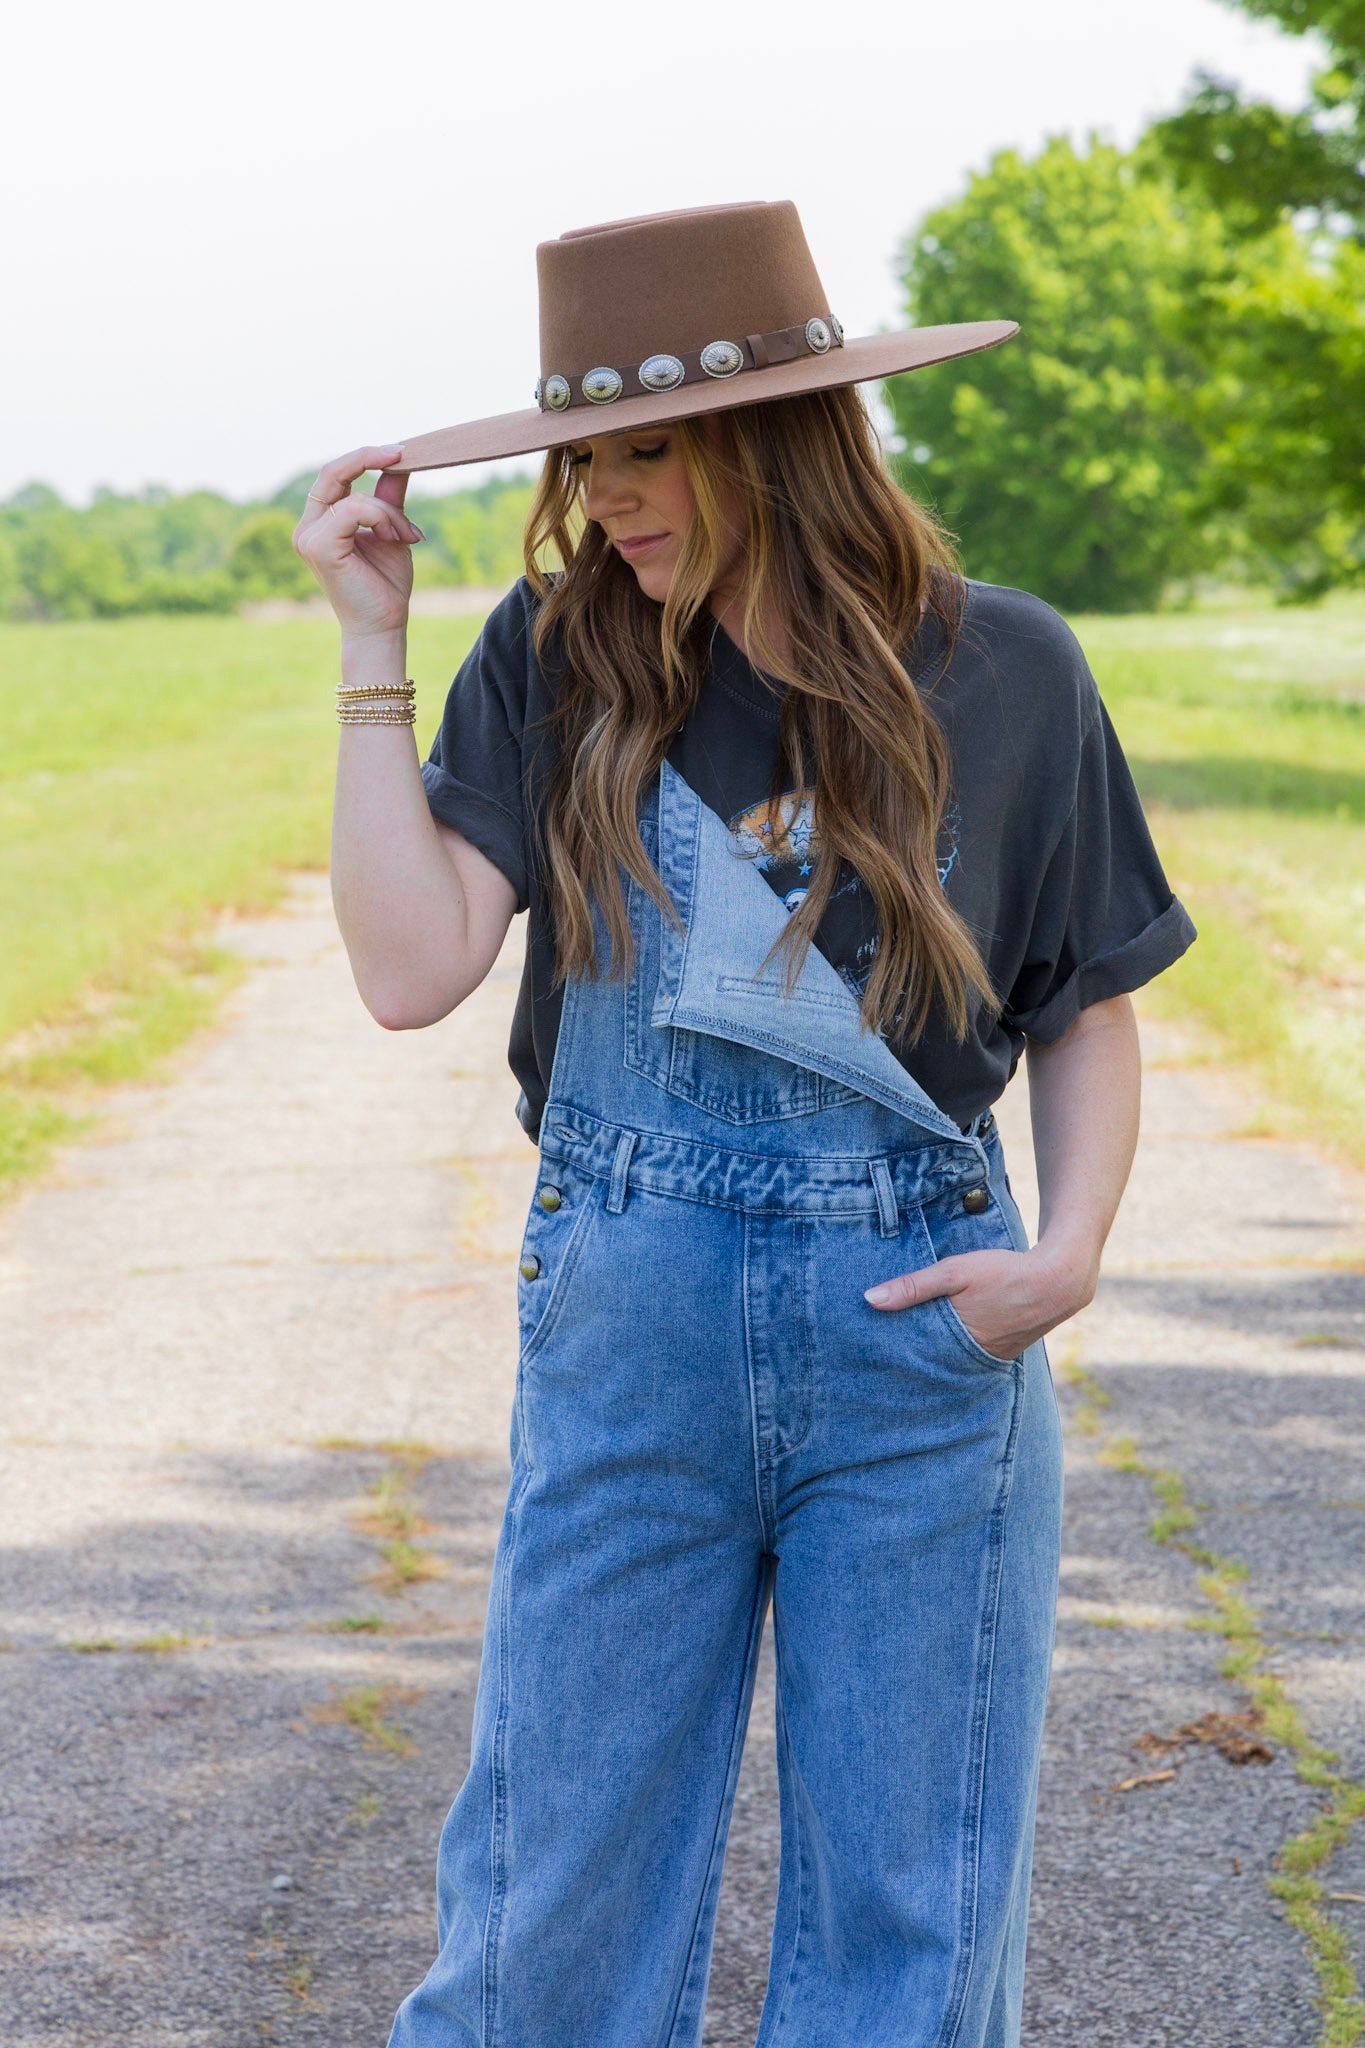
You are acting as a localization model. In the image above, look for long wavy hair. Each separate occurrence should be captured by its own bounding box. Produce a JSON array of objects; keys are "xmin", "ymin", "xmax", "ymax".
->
[{"xmin": 522, "ymin": 382, "xmax": 997, "ymax": 1044}]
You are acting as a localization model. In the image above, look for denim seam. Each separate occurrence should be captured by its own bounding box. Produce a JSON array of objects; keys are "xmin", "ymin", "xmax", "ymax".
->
[
  {"xmin": 481, "ymin": 1457, "xmax": 534, "ymax": 2048},
  {"xmin": 934, "ymin": 1358, "xmax": 1027, "ymax": 2048},
  {"xmin": 766, "ymin": 1640, "xmax": 808, "ymax": 2044},
  {"xmin": 783, "ymin": 1216, "xmax": 815, "ymax": 1460},
  {"xmin": 741, "ymin": 1214, "xmax": 774, "ymax": 1549}
]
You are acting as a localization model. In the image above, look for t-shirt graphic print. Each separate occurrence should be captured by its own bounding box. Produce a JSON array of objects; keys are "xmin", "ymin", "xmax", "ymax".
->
[{"xmin": 728, "ymin": 786, "xmax": 962, "ymax": 1001}]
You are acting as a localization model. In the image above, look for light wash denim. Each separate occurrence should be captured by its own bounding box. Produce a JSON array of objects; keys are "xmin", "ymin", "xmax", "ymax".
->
[{"xmin": 389, "ymin": 757, "xmax": 1064, "ymax": 2048}]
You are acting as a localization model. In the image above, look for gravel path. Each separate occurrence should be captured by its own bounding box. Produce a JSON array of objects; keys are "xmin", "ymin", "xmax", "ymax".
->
[{"xmin": 1, "ymin": 874, "xmax": 1361, "ymax": 2046}]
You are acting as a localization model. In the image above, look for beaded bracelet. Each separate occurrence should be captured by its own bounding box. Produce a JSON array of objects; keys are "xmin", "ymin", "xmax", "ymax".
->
[
  {"xmin": 337, "ymin": 705, "xmax": 417, "ymax": 725},
  {"xmin": 335, "ymin": 677, "xmax": 417, "ymax": 725}
]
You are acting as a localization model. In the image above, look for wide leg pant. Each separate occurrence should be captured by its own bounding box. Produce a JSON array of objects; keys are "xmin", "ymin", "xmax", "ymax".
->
[{"xmin": 388, "ymin": 1142, "xmax": 1063, "ymax": 2048}]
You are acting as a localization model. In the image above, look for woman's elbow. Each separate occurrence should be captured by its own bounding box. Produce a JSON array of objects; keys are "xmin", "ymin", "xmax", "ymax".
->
[{"xmin": 365, "ymin": 982, "xmax": 463, "ymax": 1032}]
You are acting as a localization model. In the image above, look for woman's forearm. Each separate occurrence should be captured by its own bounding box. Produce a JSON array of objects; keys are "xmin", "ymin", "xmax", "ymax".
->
[
  {"xmin": 329, "ymin": 629, "xmax": 474, "ymax": 1027},
  {"xmin": 1025, "ymin": 992, "xmax": 1142, "ymax": 1312}
]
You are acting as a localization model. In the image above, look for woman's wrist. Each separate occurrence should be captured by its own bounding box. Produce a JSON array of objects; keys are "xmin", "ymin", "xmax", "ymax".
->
[
  {"xmin": 1027, "ymin": 1231, "xmax": 1102, "ymax": 1319},
  {"xmin": 340, "ymin": 626, "xmax": 409, "ymax": 688}
]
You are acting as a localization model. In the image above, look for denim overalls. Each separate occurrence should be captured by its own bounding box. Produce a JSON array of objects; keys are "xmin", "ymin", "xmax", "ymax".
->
[{"xmin": 390, "ymin": 757, "xmax": 1065, "ymax": 2048}]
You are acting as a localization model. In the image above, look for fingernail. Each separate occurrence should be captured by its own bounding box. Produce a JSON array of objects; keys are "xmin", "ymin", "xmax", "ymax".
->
[
  {"xmin": 865, "ymin": 1284, "xmax": 893, "ymax": 1305},
  {"xmin": 411, "ymin": 524, "xmax": 425, "ymax": 542}
]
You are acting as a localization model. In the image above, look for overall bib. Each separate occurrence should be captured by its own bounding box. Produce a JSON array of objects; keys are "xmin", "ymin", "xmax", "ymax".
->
[{"xmin": 390, "ymin": 758, "xmax": 1065, "ymax": 2048}]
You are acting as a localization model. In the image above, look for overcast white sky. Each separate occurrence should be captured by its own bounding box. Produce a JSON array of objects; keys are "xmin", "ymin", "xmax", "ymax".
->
[{"xmin": 2, "ymin": 0, "xmax": 1319, "ymax": 505}]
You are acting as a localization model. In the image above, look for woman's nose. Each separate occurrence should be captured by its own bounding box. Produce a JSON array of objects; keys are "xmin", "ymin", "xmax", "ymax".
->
[{"xmin": 583, "ymin": 464, "xmax": 638, "ymax": 522}]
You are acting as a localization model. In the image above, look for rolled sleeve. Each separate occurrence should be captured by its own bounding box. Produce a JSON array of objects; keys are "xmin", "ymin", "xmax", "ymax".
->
[
  {"xmin": 1005, "ymin": 695, "xmax": 1197, "ymax": 1041},
  {"xmin": 420, "ymin": 759, "xmax": 529, "ymax": 914}
]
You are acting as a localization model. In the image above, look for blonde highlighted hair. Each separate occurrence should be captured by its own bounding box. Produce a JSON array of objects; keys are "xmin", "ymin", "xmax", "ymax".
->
[{"xmin": 523, "ymin": 382, "xmax": 996, "ymax": 1045}]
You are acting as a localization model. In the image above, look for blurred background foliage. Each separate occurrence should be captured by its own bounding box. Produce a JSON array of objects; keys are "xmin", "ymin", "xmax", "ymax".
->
[
  {"xmin": 0, "ymin": 472, "xmax": 537, "ymax": 623},
  {"xmin": 887, "ymin": 0, "xmax": 1364, "ymax": 608}
]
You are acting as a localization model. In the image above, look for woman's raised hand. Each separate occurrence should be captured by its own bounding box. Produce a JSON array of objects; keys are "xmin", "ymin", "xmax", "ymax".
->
[{"xmin": 292, "ymin": 444, "xmax": 424, "ymax": 643}]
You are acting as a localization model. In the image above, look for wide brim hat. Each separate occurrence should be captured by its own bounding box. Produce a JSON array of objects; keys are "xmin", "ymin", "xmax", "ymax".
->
[{"xmin": 392, "ymin": 200, "xmax": 1016, "ymax": 475}]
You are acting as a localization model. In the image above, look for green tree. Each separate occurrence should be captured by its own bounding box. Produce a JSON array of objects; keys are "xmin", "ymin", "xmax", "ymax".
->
[
  {"xmin": 885, "ymin": 136, "xmax": 1224, "ymax": 612},
  {"xmin": 1150, "ymin": 2, "xmax": 1364, "ymax": 235},
  {"xmin": 12, "ymin": 510, "xmax": 139, "ymax": 619},
  {"xmin": 1147, "ymin": 1, "xmax": 1365, "ymax": 592},
  {"xmin": 427, "ymin": 475, "xmax": 535, "ymax": 586},
  {"xmin": 227, "ymin": 509, "xmax": 315, "ymax": 600}
]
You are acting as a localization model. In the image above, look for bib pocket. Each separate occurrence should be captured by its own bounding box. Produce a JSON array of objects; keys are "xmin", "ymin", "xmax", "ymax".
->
[{"xmin": 622, "ymin": 871, "xmax": 865, "ymax": 1126}]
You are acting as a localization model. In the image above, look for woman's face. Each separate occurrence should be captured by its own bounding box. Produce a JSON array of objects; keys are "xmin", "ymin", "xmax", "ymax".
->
[{"xmin": 570, "ymin": 424, "xmax": 742, "ymax": 608}]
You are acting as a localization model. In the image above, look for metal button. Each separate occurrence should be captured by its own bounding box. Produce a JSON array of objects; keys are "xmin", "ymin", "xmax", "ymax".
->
[
  {"xmin": 538, "ymin": 1184, "xmax": 562, "ymax": 1211},
  {"xmin": 639, "ymin": 352, "xmax": 685, "ymax": 392},
  {"xmin": 700, "ymin": 339, "xmax": 744, "ymax": 379},
  {"xmin": 962, "ymin": 1186, "xmax": 990, "ymax": 1215},
  {"xmin": 582, "ymin": 366, "xmax": 624, "ymax": 405},
  {"xmin": 519, "ymin": 1254, "xmax": 542, "ymax": 1280}
]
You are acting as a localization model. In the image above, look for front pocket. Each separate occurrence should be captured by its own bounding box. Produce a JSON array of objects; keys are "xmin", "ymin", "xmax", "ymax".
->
[
  {"xmin": 910, "ymin": 1193, "xmax": 1023, "ymax": 1374},
  {"xmin": 516, "ymin": 1167, "xmax": 606, "ymax": 1368}
]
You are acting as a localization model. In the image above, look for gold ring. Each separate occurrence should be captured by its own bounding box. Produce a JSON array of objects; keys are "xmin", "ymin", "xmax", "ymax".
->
[{"xmin": 307, "ymin": 490, "xmax": 329, "ymax": 503}]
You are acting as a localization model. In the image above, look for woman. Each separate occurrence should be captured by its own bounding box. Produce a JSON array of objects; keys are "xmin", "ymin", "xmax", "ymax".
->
[{"xmin": 295, "ymin": 201, "xmax": 1194, "ymax": 2048}]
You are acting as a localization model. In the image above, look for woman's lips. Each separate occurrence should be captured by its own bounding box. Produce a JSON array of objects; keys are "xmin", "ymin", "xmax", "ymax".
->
[{"xmin": 616, "ymin": 533, "xmax": 668, "ymax": 562}]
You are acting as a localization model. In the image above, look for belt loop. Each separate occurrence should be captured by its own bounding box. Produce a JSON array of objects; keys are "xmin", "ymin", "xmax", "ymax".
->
[
  {"xmin": 868, "ymin": 1157, "xmax": 899, "ymax": 1238},
  {"xmin": 606, "ymin": 1128, "xmax": 638, "ymax": 1215}
]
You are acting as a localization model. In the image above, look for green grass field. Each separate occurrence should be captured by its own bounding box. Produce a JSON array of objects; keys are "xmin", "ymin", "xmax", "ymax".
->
[
  {"xmin": 2, "ymin": 593, "xmax": 1362, "ymax": 1199},
  {"xmin": 1, "ymin": 613, "xmax": 480, "ymax": 1192},
  {"xmin": 1078, "ymin": 595, "xmax": 1365, "ymax": 1169}
]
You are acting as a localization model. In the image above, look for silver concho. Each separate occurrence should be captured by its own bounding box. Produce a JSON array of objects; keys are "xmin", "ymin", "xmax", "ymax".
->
[
  {"xmin": 828, "ymin": 314, "xmax": 845, "ymax": 345},
  {"xmin": 542, "ymin": 374, "xmax": 571, "ymax": 412},
  {"xmin": 805, "ymin": 316, "xmax": 833, "ymax": 354},
  {"xmin": 639, "ymin": 353, "xmax": 685, "ymax": 392},
  {"xmin": 699, "ymin": 339, "xmax": 744, "ymax": 380},
  {"xmin": 582, "ymin": 366, "xmax": 624, "ymax": 405}
]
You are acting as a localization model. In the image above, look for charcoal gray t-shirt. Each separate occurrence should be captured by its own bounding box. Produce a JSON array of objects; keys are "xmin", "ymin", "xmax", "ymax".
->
[{"xmin": 420, "ymin": 576, "xmax": 1195, "ymax": 1143}]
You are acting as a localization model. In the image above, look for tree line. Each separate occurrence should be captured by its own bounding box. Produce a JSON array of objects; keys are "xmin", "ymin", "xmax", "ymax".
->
[{"xmin": 0, "ymin": 471, "xmax": 535, "ymax": 623}]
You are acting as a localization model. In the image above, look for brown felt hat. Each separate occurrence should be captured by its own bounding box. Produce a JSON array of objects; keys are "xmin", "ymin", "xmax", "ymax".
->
[{"xmin": 393, "ymin": 200, "xmax": 1017, "ymax": 475}]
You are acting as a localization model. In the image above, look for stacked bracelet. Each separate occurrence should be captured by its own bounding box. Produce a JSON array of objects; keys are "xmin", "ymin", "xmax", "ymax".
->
[{"xmin": 335, "ymin": 678, "xmax": 417, "ymax": 726}]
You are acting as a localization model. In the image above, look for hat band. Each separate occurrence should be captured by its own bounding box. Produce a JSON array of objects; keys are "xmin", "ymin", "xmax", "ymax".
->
[{"xmin": 535, "ymin": 314, "xmax": 844, "ymax": 415}]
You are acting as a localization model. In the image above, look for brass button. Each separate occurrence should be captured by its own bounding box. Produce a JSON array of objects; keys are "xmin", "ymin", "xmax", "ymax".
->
[
  {"xmin": 962, "ymin": 1186, "xmax": 990, "ymax": 1215},
  {"xmin": 538, "ymin": 1184, "xmax": 562, "ymax": 1212},
  {"xmin": 519, "ymin": 1254, "xmax": 542, "ymax": 1280}
]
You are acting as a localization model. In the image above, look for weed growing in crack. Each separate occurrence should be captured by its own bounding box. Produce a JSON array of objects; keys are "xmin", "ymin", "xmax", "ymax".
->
[{"xmin": 1082, "ymin": 1370, "xmax": 1365, "ymax": 2045}]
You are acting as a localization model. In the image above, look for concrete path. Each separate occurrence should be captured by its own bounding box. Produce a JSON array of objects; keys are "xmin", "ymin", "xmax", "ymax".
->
[{"xmin": 1, "ymin": 875, "xmax": 1361, "ymax": 2046}]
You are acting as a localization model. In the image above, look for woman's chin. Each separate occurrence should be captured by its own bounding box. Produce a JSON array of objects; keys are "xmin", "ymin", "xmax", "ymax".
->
[{"xmin": 627, "ymin": 560, "xmax": 674, "ymax": 603}]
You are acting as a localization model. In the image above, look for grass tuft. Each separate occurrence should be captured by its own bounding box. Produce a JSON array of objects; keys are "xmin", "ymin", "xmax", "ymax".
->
[{"xmin": 307, "ymin": 1684, "xmax": 422, "ymax": 1757}]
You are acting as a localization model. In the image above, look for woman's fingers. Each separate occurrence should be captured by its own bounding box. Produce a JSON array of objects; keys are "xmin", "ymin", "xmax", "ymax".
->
[
  {"xmin": 374, "ymin": 462, "xmax": 410, "ymax": 512},
  {"xmin": 294, "ymin": 444, "xmax": 406, "ymax": 543},
  {"xmin": 297, "ymin": 489, "xmax": 424, "ymax": 560},
  {"xmin": 864, "ymin": 1258, "xmax": 966, "ymax": 1310}
]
